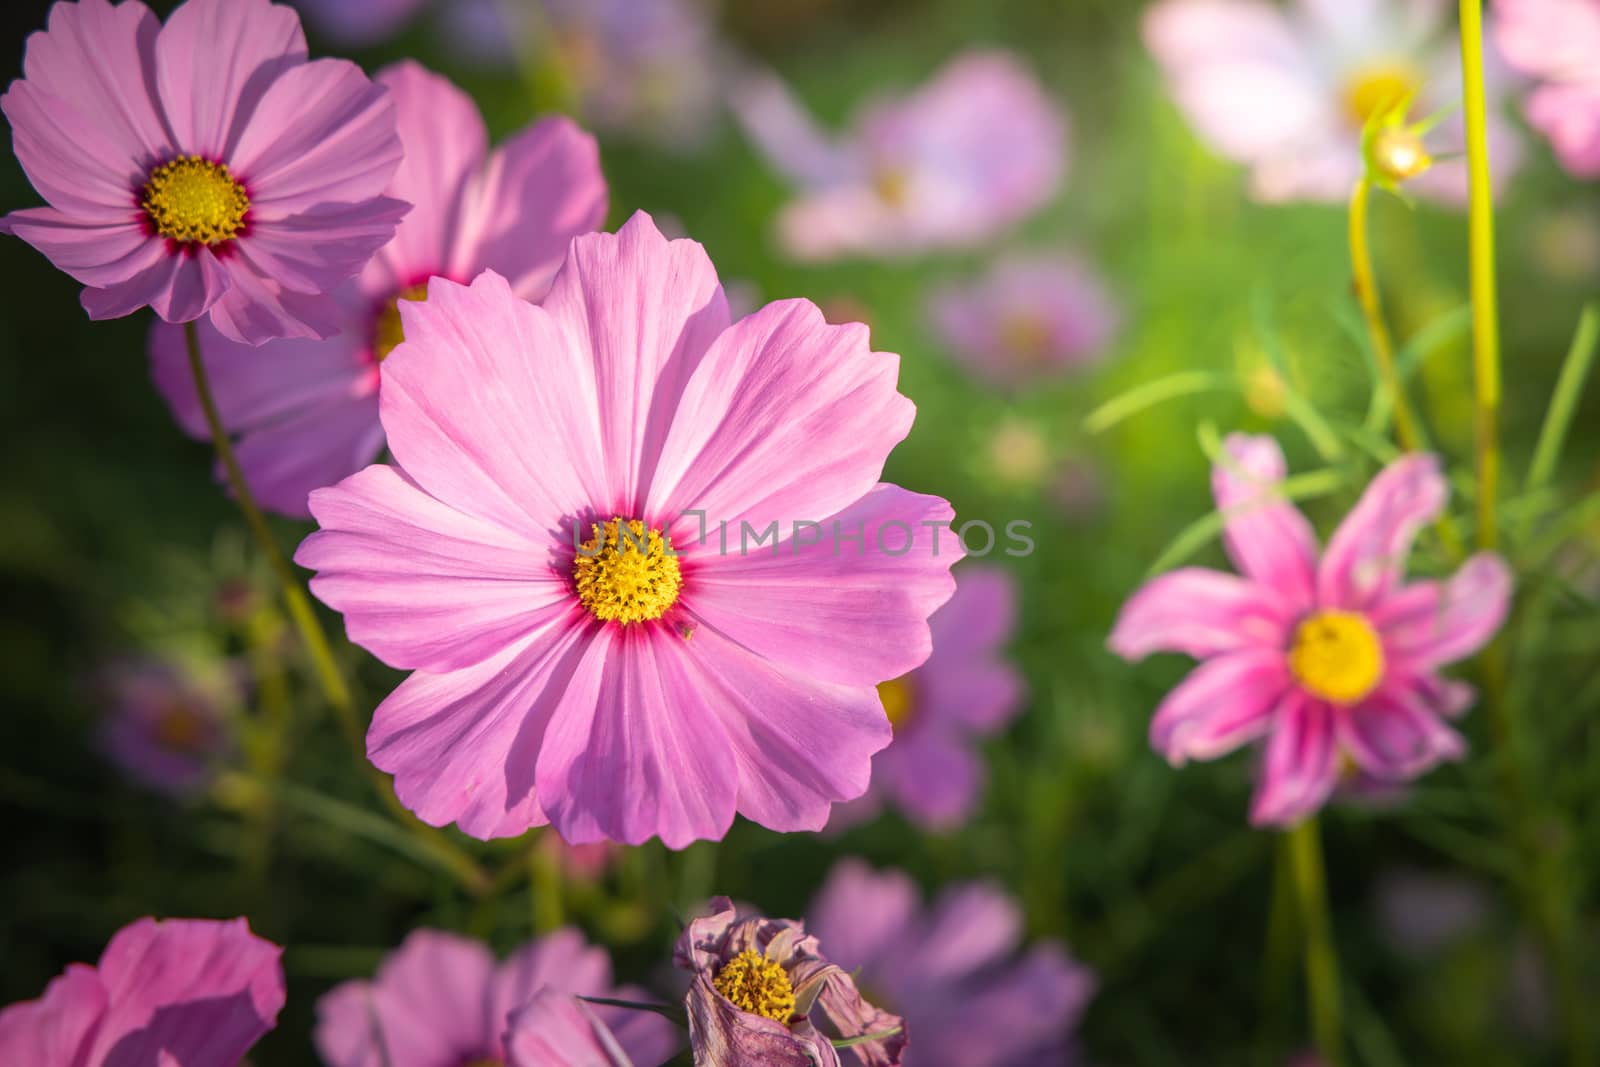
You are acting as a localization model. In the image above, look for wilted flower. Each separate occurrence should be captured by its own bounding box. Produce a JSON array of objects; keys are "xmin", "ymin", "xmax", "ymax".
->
[
  {"xmin": 1, "ymin": 0, "xmax": 407, "ymax": 344},
  {"xmin": 96, "ymin": 656, "xmax": 238, "ymax": 796},
  {"xmin": 0, "ymin": 917, "xmax": 284, "ymax": 1066},
  {"xmin": 929, "ymin": 253, "xmax": 1118, "ymax": 389},
  {"xmin": 674, "ymin": 896, "xmax": 907, "ymax": 1067},
  {"xmin": 809, "ymin": 859, "xmax": 1096, "ymax": 1067},
  {"xmin": 296, "ymin": 212, "xmax": 959, "ymax": 847},
  {"xmin": 733, "ymin": 51, "xmax": 1065, "ymax": 260},
  {"xmin": 1495, "ymin": 0, "xmax": 1600, "ymax": 178},
  {"xmin": 1144, "ymin": 0, "xmax": 1523, "ymax": 203},
  {"xmin": 505, "ymin": 988, "xmax": 673, "ymax": 1067},
  {"xmin": 834, "ymin": 566, "xmax": 1025, "ymax": 830},
  {"xmin": 150, "ymin": 61, "xmax": 605, "ymax": 517},
  {"xmin": 316, "ymin": 927, "xmax": 678, "ymax": 1067},
  {"xmin": 1110, "ymin": 434, "xmax": 1512, "ymax": 826}
]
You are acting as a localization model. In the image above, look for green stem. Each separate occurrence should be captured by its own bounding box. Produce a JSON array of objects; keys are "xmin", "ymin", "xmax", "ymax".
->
[
  {"xmin": 1288, "ymin": 819, "xmax": 1344, "ymax": 1067},
  {"xmin": 1348, "ymin": 177, "xmax": 1424, "ymax": 453},
  {"xmin": 530, "ymin": 834, "xmax": 565, "ymax": 934}
]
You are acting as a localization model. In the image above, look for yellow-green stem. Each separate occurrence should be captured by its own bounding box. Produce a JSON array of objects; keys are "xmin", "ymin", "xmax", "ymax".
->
[
  {"xmin": 1348, "ymin": 177, "xmax": 1424, "ymax": 453},
  {"xmin": 1288, "ymin": 818, "xmax": 1344, "ymax": 1067},
  {"xmin": 531, "ymin": 834, "xmax": 565, "ymax": 934}
]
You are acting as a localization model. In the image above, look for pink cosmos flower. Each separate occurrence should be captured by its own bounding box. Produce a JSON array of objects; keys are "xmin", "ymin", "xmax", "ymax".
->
[
  {"xmin": 1144, "ymin": 0, "xmax": 1524, "ymax": 204},
  {"xmin": 809, "ymin": 859, "xmax": 1097, "ymax": 1067},
  {"xmin": 292, "ymin": 0, "xmax": 430, "ymax": 46},
  {"xmin": 149, "ymin": 61, "xmax": 606, "ymax": 518},
  {"xmin": 833, "ymin": 566, "xmax": 1025, "ymax": 831},
  {"xmin": 732, "ymin": 51, "xmax": 1066, "ymax": 260},
  {"xmin": 316, "ymin": 927, "xmax": 678, "ymax": 1067},
  {"xmin": 0, "ymin": 917, "xmax": 285, "ymax": 1066},
  {"xmin": 96, "ymin": 656, "xmax": 239, "ymax": 796},
  {"xmin": 1109, "ymin": 434, "xmax": 1512, "ymax": 826},
  {"xmin": 929, "ymin": 253, "xmax": 1119, "ymax": 390},
  {"xmin": 1, "ymin": 0, "xmax": 407, "ymax": 344},
  {"xmin": 1495, "ymin": 0, "xmax": 1600, "ymax": 177},
  {"xmin": 294, "ymin": 211, "xmax": 960, "ymax": 848},
  {"xmin": 674, "ymin": 896, "xmax": 907, "ymax": 1067},
  {"xmin": 504, "ymin": 989, "xmax": 670, "ymax": 1067}
]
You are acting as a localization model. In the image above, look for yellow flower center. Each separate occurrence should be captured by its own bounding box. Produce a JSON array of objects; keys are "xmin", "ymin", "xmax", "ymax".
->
[
  {"xmin": 998, "ymin": 313, "xmax": 1054, "ymax": 364},
  {"xmin": 460, "ymin": 1060, "xmax": 501, "ymax": 1067},
  {"xmin": 1342, "ymin": 61, "xmax": 1422, "ymax": 127},
  {"xmin": 713, "ymin": 948, "xmax": 796, "ymax": 1024},
  {"xmin": 141, "ymin": 155, "xmax": 249, "ymax": 246},
  {"xmin": 878, "ymin": 676, "xmax": 915, "ymax": 730},
  {"xmin": 373, "ymin": 283, "xmax": 430, "ymax": 362},
  {"xmin": 1289, "ymin": 610, "xmax": 1385, "ymax": 705},
  {"xmin": 153, "ymin": 703, "xmax": 207, "ymax": 751},
  {"xmin": 873, "ymin": 167, "xmax": 911, "ymax": 206},
  {"xmin": 573, "ymin": 518, "xmax": 682, "ymax": 624}
]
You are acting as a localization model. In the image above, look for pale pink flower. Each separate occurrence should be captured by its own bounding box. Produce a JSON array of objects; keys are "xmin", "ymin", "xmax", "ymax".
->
[
  {"xmin": 1110, "ymin": 434, "xmax": 1512, "ymax": 826},
  {"xmin": 149, "ymin": 61, "xmax": 606, "ymax": 517},
  {"xmin": 1495, "ymin": 0, "xmax": 1600, "ymax": 177},
  {"xmin": 1, "ymin": 0, "xmax": 407, "ymax": 344},
  {"xmin": 0, "ymin": 917, "xmax": 284, "ymax": 1066},
  {"xmin": 295, "ymin": 212, "xmax": 960, "ymax": 847},
  {"xmin": 1144, "ymin": 0, "xmax": 1524, "ymax": 204},
  {"xmin": 732, "ymin": 51, "xmax": 1065, "ymax": 260},
  {"xmin": 96, "ymin": 655, "xmax": 239, "ymax": 796},
  {"xmin": 504, "ymin": 989, "xmax": 668, "ymax": 1067}
]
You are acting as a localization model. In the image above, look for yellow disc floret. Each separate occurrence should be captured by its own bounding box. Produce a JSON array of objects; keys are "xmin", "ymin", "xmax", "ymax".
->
[
  {"xmin": 141, "ymin": 155, "xmax": 250, "ymax": 246},
  {"xmin": 573, "ymin": 518, "xmax": 682, "ymax": 624},
  {"xmin": 713, "ymin": 948, "xmax": 796, "ymax": 1024},
  {"xmin": 373, "ymin": 283, "xmax": 430, "ymax": 362},
  {"xmin": 878, "ymin": 676, "xmax": 915, "ymax": 730},
  {"xmin": 1342, "ymin": 61, "xmax": 1422, "ymax": 127},
  {"xmin": 1289, "ymin": 610, "xmax": 1385, "ymax": 705}
]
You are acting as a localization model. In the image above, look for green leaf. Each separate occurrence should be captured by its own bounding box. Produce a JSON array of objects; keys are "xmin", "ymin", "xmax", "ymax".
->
[{"xmin": 1084, "ymin": 371, "xmax": 1232, "ymax": 435}]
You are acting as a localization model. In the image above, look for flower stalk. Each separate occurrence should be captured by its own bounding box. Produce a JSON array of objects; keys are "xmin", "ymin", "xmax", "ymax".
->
[
  {"xmin": 1288, "ymin": 818, "xmax": 1344, "ymax": 1067},
  {"xmin": 1347, "ymin": 176, "xmax": 1424, "ymax": 454}
]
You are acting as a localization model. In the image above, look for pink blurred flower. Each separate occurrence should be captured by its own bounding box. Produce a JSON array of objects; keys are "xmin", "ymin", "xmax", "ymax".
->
[
  {"xmin": 316, "ymin": 927, "xmax": 678, "ymax": 1067},
  {"xmin": 295, "ymin": 212, "xmax": 959, "ymax": 847},
  {"xmin": 96, "ymin": 656, "xmax": 238, "ymax": 796},
  {"xmin": 1110, "ymin": 434, "xmax": 1512, "ymax": 826},
  {"xmin": 1495, "ymin": 0, "xmax": 1600, "ymax": 177},
  {"xmin": 0, "ymin": 917, "xmax": 284, "ymax": 1066},
  {"xmin": 149, "ymin": 61, "xmax": 605, "ymax": 518},
  {"xmin": 930, "ymin": 253, "xmax": 1118, "ymax": 389},
  {"xmin": 834, "ymin": 566, "xmax": 1025, "ymax": 830},
  {"xmin": 1374, "ymin": 867, "xmax": 1491, "ymax": 958},
  {"xmin": 1144, "ymin": 0, "xmax": 1524, "ymax": 204},
  {"xmin": 505, "ymin": 989, "xmax": 669, "ymax": 1067},
  {"xmin": 540, "ymin": 830, "xmax": 620, "ymax": 882},
  {"xmin": 809, "ymin": 859, "xmax": 1095, "ymax": 1067},
  {"xmin": 292, "ymin": 0, "xmax": 430, "ymax": 46},
  {"xmin": 1, "ymin": 0, "xmax": 407, "ymax": 344},
  {"xmin": 733, "ymin": 51, "xmax": 1066, "ymax": 260},
  {"xmin": 674, "ymin": 896, "xmax": 907, "ymax": 1067}
]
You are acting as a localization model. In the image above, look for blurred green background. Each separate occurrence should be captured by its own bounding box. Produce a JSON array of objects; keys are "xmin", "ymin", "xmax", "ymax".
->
[{"xmin": 1, "ymin": 1, "xmax": 1596, "ymax": 1064}]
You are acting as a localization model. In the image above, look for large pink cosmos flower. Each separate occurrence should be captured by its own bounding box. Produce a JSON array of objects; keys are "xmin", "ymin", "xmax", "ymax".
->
[
  {"xmin": 1109, "ymin": 434, "xmax": 1512, "ymax": 826},
  {"xmin": 1495, "ymin": 0, "xmax": 1600, "ymax": 178},
  {"xmin": 732, "ymin": 51, "xmax": 1065, "ymax": 260},
  {"xmin": 295, "ymin": 212, "xmax": 960, "ymax": 848},
  {"xmin": 1144, "ymin": 0, "xmax": 1523, "ymax": 204},
  {"xmin": 316, "ymin": 927, "xmax": 678, "ymax": 1067},
  {"xmin": 149, "ymin": 61, "xmax": 606, "ymax": 518},
  {"xmin": 0, "ymin": 917, "xmax": 284, "ymax": 1066},
  {"xmin": 810, "ymin": 859, "xmax": 1097, "ymax": 1067},
  {"xmin": 1, "ymin": 0, "xmax": 407, "ymax": 344}
]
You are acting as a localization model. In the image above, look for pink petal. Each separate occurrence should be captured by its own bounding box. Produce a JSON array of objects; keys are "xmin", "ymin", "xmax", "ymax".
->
[
  {"xmin": 685, "ymin": 485, "xmax": 958, "ymax": 686},
  {"xmin": 230, "ymin": 395, "xmax": 384, "ymax": 518},
  {"xmin": 1338, "ymin": 688, "xmax": 1466, "ymax": 780},
  {"xmin": 646, "ymin": 299, "xmax": 914, "ymax": 541},
  {"xmin": 1494, "ymin": 0, "xmax": 1600, "ymax": 83},
  {"xmin": 1526, "ymin": 83, "xmax": 1600, "ymax": 179},
  {"xmin": 489, "ymin": 930, "xmax": 613, "ymax": 1058},
  {"xmin": 80, "ymin": 245, "xmax": 230, "ymax": 325},
  {"xmin": 206, "ymin": 254, "xmax": 345, "ymax": 344},
  {"xmin": 239, "ymin": 196, "xmax": 412, "ymax": 296},
  {"xmin": 876, "ymin": 725, "xmax": 983, "ymax": 828},
  {"xmin": 806, "ymin": 859, "xmax": 921, "ymax": 973},
  {"xmin": 1317, "ymin": 453, "xmax": 1449, "ymax": 611},
  {"xmin": 1109, "ymin": 565, "xmax": 1293, "ymax": 661},
  {"xmin": 451, "ymin": 114, "xmax": 608, "ymax": 300},
  {"xmin": 537, "ymin": 626, "xmax": 739, "ymax": 848},
  {"xmin": 154, "ymin": 0, "xmax": 306, "ymax": 160},
  {"xmin": 1370, "ymin": 552, "xmax": 1512, "ymax": 669},
  {"xmin": 915, "ymin": 564, "xmax": 1025, "ymax": 733},
  {"xmin": 1148, "ymin": 647, "xmax": 1289, "ymax": 765},
  {"xmin": 1211, "ymin": 433, "xmax": 1318, "ymax": 607},
  {"xmin": 298, "ymin": 464, "xmax": 573, "ymax": 672},
  {"xmin": 1, "ymin": 79, "xmax": 147, "ymax": 215},
  {"xmin": 377, "ymin": 271, "xmax": 608, "ymax": 535},
  {"xmin": 894, "ymin": 881, "xmax": 1022, "ymax": 985},
  {"xmin": 1250, "ymin": 693, "xmax": 1339, "ymax": 827},
  {"xmin": 4, "ymin": 208, "xmax": 162, "ymax": 288},
  {"xmin": 727, "ymin": 68, "xmax": 864, "ymax": 187},
  {"xmin": 504, "ymin": 990, "xmax": 633, "ymax": 1067},
  {"xmin": 0, "ymin": 967, "xmax": 106, "ymax": 1067}
]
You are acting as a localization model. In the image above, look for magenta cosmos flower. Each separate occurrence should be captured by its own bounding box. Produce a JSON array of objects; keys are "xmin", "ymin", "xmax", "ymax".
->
[
  {"xmin": 1, "ymin": 0, "xmax": 407, "ymax": 344},
  {"xmin": 1495, "ymin": 0, "xmax": 1600, "ymax": 178},
  {"xmin": 295, "ymin": 211, "xmax": 960, "ymax": 847},
  {"xmin": 810, "ymin": 859, "xmax": 1096, "ymax": 1067},
  {"xmin": 675, "ymin": 897, "xmax": 907, "ymax": 1067},
  {"xmin": 929, "ymin": 253, "xmax": 1119, "ymax": 390},
  {"xmin": 1144, "ymin": 0, "xmax": 1523, "ymax": 204},
  {"xmin": 149, "ymin": 61, "xmax": 606, "ymax": 518},
  {"xmin": 732, "ymin": 51, "xmax": 1065, "ymax": 260},
  {"xmin": 0, "ymin": 917, "xmax": 284, "ymax": 1066},
  {"xmin": 316, "ymin": 927, "xmax": 678, "ymax": 1067},
  {"xmin": 833, "ymin": 565, "xmax": 1024, "ymax": 831},
  {"xmin": 503, "ymin": 989, "xmax": 671, "ymax": 1067},
  {"xmin": 1109, "ymin": 434, "xmax": 1512, "ymax": 826},
  {"xmin": 96, "ymin": 655, "xmax": 239, "ymax": 796}
]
